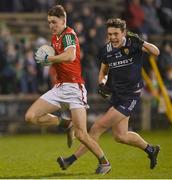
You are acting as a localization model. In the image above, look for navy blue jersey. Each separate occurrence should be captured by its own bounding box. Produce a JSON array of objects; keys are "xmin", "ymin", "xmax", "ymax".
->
[{"xmin": 100, "ymin": 35, "xmax": 144, "ymax": 95}]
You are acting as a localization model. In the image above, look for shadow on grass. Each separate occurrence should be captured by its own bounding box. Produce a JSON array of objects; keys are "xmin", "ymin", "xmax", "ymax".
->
[{"xmin": 1, "ymin": 172, "xmax": 95, "ymax": 179}]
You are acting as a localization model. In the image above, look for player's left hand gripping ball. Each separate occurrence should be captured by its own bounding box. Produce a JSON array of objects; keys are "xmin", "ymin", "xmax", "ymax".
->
[
  {"xmin": 35, "ymin": 45, "xmax": 55, "ymax": 66},
  {"xmin": 35, "ymin": 49, "xmax": 49, "ymax": 64}
]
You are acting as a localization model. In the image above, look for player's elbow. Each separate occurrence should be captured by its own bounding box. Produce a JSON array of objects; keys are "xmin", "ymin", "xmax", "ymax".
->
[
  {"xmin": 154, "ymin": 49, "xmax": 160, "ymax": 56},
  {"xmin": 152, "ymin": 46, "xmax": 160, "ymax": 56},
  {"xmin": 144, "ymin": 42, "xmax": 160, "ymax": 56},
  {"xmin": 66, "ymin": 47, "xmax": 76, "ymax": 62}
]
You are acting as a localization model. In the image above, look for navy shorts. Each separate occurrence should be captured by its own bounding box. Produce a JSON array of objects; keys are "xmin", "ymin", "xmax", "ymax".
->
[{"xmin": 110, "ymin": 92, "xmax": 140, "ymax": 117}]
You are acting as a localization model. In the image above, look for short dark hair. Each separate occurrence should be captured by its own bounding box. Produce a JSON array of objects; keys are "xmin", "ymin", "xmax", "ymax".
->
[
  {"xmin": 106, "ymin": 18, "xmax": 126, "ymax": 32},
  {"xmin": 48, "ymin": 5, "xmax": 66, "ymax": 18}
]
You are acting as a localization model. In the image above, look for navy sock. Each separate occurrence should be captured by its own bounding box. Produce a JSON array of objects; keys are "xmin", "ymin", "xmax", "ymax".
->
[
  {"xmin": 144, "ymin": 144, "xmax": 154, "ymax": 155},
  {"xmin": 65, "ymin": 154, "xmax": 77, "ymax": 164}
]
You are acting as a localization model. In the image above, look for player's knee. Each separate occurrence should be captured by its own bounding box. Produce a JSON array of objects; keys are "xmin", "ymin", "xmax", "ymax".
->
[
  {"xmin": 114, "ymin": 133, "xmax": 127, "ymax": 144},
  {"xmin": 75, "ymin": 129, "xmax": 88, "ymax": 142},
  {"xmin": 25, "ymin": 111, "xmax": 37, "ymax": 124}
]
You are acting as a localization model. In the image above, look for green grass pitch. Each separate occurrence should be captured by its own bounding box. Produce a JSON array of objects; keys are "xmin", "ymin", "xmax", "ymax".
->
[{"xmin": 0, "ymin": 128, "xmax": 172, "ymax": 179}]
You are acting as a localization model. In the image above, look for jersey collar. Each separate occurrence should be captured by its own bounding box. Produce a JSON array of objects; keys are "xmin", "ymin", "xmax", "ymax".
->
[
  {"xmin": 121, "ymin": 37, "xmax": 127, "ymax": 47},
  {"xmin": 57, "ymin": 26, "xmax": 68, "ymax": 39}
]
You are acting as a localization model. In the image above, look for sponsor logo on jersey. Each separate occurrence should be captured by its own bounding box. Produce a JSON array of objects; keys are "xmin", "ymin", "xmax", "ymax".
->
[{"xmin": 109, "ymin": 57, "xmax": 133, "ymax": 68}]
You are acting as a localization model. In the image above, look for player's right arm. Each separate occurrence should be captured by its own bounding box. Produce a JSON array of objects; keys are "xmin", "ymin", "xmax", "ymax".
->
[
  {"xmin": 142, "ymin": 41, "xmax": 160, "ymax": 56},
  {"xmin": 48, "ymin": 46, "xmax": 76, "ymax": 63},
  {"xmin": 98, "ymin": 63, "xmax": 109, "ymax": 85},
  {"xmin": 35, "ymin": 33, "xmax": 77, "ymax": 65},
  {"xmin": 49, "ymin": 33, "xmax": 77, "ymax": 63},
  {"xmin": 127, "ymin": 32, "xmax": 160, "ymax": 56},
  {"xmin": 98, "ymin": 63, "xmax": 112, "ymax": 98}
]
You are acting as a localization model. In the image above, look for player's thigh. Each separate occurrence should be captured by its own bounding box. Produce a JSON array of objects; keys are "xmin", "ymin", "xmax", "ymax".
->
[
  {"xmin": 88, "ymin": 115, "xmax": 109, "ymax": 137},
  {"xmin": 112, "ymin": 116, "xmax": 129, "ymax": 138},
  {"xmin": 26, "ymin": 98, "xmax": 60, "ymax": 117},
  {"xmin": 95, "ymin": 106, "xmax": 126, "ymax": 129},
  {"xmin": 70, "ymin": 107, "xmax": 87, "ymax": 132}
]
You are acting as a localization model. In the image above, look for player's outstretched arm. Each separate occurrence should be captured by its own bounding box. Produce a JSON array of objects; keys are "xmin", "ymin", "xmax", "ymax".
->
[{"xmin": 142, "ymin": 41, "xmax": 160, "ymax": 56}]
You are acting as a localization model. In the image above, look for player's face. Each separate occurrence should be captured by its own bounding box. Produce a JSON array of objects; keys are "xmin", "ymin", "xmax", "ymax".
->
[
  {"xmin": 107, "ymin": 27, "xmax": 126, "ymax": 48},
  {"xmin": 48, "ymin": 16, "xmax": 66, "ymax": 35}
]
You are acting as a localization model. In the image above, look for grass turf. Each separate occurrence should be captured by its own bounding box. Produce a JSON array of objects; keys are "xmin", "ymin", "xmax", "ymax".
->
[{"xmin": 0, "ymin": 128, "xmax": 172, "ymax": 179}]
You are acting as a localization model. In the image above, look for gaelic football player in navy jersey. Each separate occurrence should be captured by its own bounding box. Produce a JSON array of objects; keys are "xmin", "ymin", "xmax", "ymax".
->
[
  {"xmin": 57, "ymin": 18, "xmax": 160, "ymax": 172},
  {"xmin": 25, "ymin": 4, "xmax": 111, "ymax": 174}
]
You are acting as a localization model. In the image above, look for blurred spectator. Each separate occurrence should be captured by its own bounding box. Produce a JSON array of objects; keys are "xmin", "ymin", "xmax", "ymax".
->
[
  {"xmin": 0, "ymin": 0, "xmax": 14, "ymax": 12},
  {"xmin": 93, "ymin": 16, "xmax": 106, "ymax": 49},
  {"xmin": 73, "ymin": 21, "xmax": 87, "ymax": 51},
  {"xmin": 64, "ymin": 2, "xmax": 76, "ymax": 27},
  {"xmin": 142, "ymin": 0, "xmax": 164, "ymax": 35},
  {"xmin": 13, "ymin": 0, "xmax": 39, "ymax": 12},
  {"xmin": 20, "ymin": 49, "xmax": 38, "ymax": 93},
  {"xmin": 0, "ymin": 48, "xmax": 9, "ymax": 94},
  {"xmin": 123, "ymin": 0, "xmax": 146, "ymax": 34},
  {"xmin": 34, "ymin": 37, "xmax": 48, "ymax": 49},
  {"xmin": 158, "ymin": 41, "xmax": 172, "ymax": 79},
  {"xmin": 157, "ymin": 41, "xmax": 172, "ymax": 97},
  {"xmin": 80, "ymin": 5, "xmax": 95, "ymax": 29},
  {"xmin": 156, "ymin": 0, "xmax": 172, "ymax": 34},
  {"xmin": 0, "ymin": 23, "xmax": 18, "ymax": 94},
  {"xmin": 36, "ymin": 0, "xmax": 56, "ymax": 12},
  {"xmin": 82, "ymin": 53, "xmax": 99, "ymax": 94},
  {"xmin": 0, "ymin": 42, "xmax": 17, "ymax": 94}
]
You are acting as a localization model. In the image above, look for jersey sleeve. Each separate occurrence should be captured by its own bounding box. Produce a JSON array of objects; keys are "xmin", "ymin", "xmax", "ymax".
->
[{"xmin": 62, "ymin": 34, "xmax": 76, "ymax": 50}]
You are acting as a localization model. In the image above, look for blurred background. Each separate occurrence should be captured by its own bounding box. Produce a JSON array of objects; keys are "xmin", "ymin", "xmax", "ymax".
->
[{"xmin": 0, "ymin": 0, "xmax": 172, "ymax": 134}]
